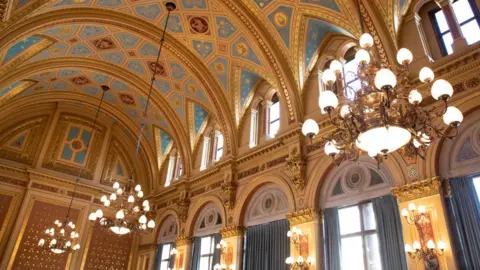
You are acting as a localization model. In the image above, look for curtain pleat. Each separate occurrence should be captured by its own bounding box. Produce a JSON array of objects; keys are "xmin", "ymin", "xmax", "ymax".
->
[
  {"xmin": 213, "ymin": 233, "xmax": 222, "ymax": 267},
  {"xmin": 372, "ymin": 195, "xmax": 408, "ymax": 270},
  {"xmin": 153, "ymin": 244, "xmax": 163, "ymax": 270},
  {"xmin": 323, "ymin": 208, "xmax": 342, "ymax": 270},
  {"xmin": 244, "ymin": 219, "xmax": 289, "ymax": 270},
  {"xmin": 169, "ymin": 242, "xmax": 176, "ymax": 269},
  {"xmin": 190, "ymin": 237, "xmax": 202, "ymax": 270},
  {"xmin": 447, "ymin": 176, "xmax": 480, "ymax": 269}
]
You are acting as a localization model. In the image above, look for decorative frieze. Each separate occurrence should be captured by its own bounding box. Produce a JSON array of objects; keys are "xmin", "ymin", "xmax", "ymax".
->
[
  {"xmin": 391, "ymin": 177, "xmax": 442, "ymax": 202},
  {"xmin": 220, "ymin": 226, "xmax": 245, "ymax": 238},
  {"xmin": 139, "ymin": 243, "xmax": 158, "ymax": 251},
  {"xmin": 30, "ymin": 182, "xmax": 92, "ymax": 201},
  {"xmin": 286, "ymin": 208, "xmax": 319, "ymax": 226},
  {"xmin": 286, "ymin": 146, "xmax": 306, "ymax": 190},
  {"xmin": 237, "ymin": 155, "xmax": 288, "ymax": 180},
  {"xmin": 176, "ymin": 236, "xmax": 193, "ymax": 247},
  {"xmin": 0, "ymin": 176, "xmax": 27, "ymax": 187}
]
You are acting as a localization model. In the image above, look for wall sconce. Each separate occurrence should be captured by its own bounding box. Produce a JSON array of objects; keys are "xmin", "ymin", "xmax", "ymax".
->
[
  {"xmin": 285, "ymin": 227, "xmax": 314, "ymax": 270},
  {"xmin": 401, "ymin": 203, "xmax": 445, "ymax": 261},
  {"xmin": 214, "ymin": 240, "xmax": 235, "ymax": 270},
  {"xmin": 167, "ymin": 248, "xmax": 182, "ymax": 270}
]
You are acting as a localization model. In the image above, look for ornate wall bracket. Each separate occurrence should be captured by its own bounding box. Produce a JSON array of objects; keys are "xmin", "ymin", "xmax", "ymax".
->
[
  {"xmin": 219, "ymin": 226, "xmax": 245, "ymax": 239},
  {"xmin": 176, "ymin": 190, "xmax": 190, "ymax": 223},
  {"xmin": 286, "ymin": 146, "xmax": 307, "ymax": 191},
  {"xmin": 286, "ymin": 208, "xmax": 319, "ymax": 226},
  {"xmin": 391, "ymin": 177, "xmax": 443, "ymax": 203},
  {"xmin": 221, "ymin": 171, "xmax": 237, "ymax": 210}
]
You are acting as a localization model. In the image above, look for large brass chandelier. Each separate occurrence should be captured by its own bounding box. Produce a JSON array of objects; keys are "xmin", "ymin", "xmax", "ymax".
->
[
  {"xmin": 88, "ymin": 1, "xmax": 177, "ymax": 235},
  {"xmin": 301, "ymin": 32, "xmax": 463, "ymax": 167}
]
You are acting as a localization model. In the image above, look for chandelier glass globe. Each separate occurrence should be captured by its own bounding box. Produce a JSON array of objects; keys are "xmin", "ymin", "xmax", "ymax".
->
[
  {"xmin": 322, "ymin": 69, "xmax": 337, "ymax": 85},
  {"xmin": 396, "ymin": 48, "xmax": 413, "ymax": 65},
  {"xmin": 431, "ymin": 79, "xmax": 453, "ymax": 100},
  {"xmin": 329, "ymin": 60, "xmax": 343, "ymax": 74},
  {"xmin": 355, "ymin": 49, "xmax": 371, "ymax": 65},
  {"xmin": 302, "ymin": 119, "xmax": 319, "ymax": 137},
  {"xmin": 443, "ymin": 106, "xmax": 463, "ymax": 126},
  {"xmin": 359, "ymin": 33, "xmax": 374, "ymax": 49},
  {"xmin": 374, "ymin": 68, "xmax": 397, "ymax": 90},
  {"xmin": 356, "ymin": 126, "xmax": 412, "ymax": 154},
  {"xmin": 408, "ymin": 89, "xmax": 423, "ymax": 105},
  {"xmin": 319, "ymin": 90, "xmax": 339, "ymax": 113},
  {"xmin": 419, "ymin": 67, "xmax": 435, "ymax": 83},
  {"xmin": 324, "ymin": 141, "xmax": 340, "ymax": 156}
]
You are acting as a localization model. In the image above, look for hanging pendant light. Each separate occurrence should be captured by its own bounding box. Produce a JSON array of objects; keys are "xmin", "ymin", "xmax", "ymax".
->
[
  {"xmin": 88, "ymin": 2, "xmax": 177, "ymax": 235},
  {"xmin": 38, "ymin": 85, "xmax": 110, "ymax": 253}
]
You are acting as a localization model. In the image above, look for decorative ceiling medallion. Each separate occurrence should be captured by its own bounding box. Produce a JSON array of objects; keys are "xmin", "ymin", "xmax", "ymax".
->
[
  {"xmin": 70, "ymin": 76, "xmax": 90, "ymax": 85},
  {"xmin": 120, "ymin": 94, "xmax": 135, "ymax": 105},
  {"xmin": 91, "ymin": 37, "xmax": 117, "ymax": 50},
  {"xmin": 188, "ymin": 16, "xmax": 210, "ymax": 34},
  {"xmin": 147, "ymin": 61, "xmax": 167, "ymax": 76}
]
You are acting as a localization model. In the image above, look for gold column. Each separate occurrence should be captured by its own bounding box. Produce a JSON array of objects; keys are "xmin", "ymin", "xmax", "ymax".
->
[
  {"xmin": 219, "ymin": 226, "xmax": 245, "ymax": 270},
  {"xmin": 175, "ymin": 236, "xmax": 193, "ymax": 270}
]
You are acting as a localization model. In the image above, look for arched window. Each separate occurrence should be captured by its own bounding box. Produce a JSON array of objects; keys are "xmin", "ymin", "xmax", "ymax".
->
[
  {"xmin": 213, "ymin": 131, "xmax": 224, "ymax": 162},
  {"xmin": 266, "ymin": 93, "xmax": 280, "ymax": 139},
  {"xmin": 164, "ymin": 152, "xmax": 176, "ymax": 187},
  {"xmin": 200, "ymin": 136, "xmax": 210, "ymax": 171},
  {"xmin": 249, "ymin": 108, "xmax": 258, "ymax": 148}
]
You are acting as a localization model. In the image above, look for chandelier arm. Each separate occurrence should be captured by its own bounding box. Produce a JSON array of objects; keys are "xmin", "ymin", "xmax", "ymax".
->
[{"xmin": 130, "ymin": 7, "xmax": 173, "ymax": 176}]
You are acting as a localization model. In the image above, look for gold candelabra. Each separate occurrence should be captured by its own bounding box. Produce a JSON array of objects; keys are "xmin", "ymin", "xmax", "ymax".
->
[
  {"xmin": 214, "ymin": 240, "xmax": 235, "ymax": 270},
  {"xmin": 285, "ymin": 227, "xmax": 314, "ymax": 269}
]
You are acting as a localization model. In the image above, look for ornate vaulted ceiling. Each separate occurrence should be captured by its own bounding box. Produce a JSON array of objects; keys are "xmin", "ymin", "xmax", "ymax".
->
[{"xmin": 0, "ymin": 0, "xmax": 410, "ymax": 180}]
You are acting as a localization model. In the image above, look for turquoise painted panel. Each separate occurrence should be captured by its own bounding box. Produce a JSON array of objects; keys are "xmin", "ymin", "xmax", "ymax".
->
[
  {"xmin": 160, "ymin": 129, "xmax": 172, "ymax": 154},
  {"xmin": 116, "ymin": 162, "xmax": 124, "ymax": 176},
  {"xmin": 168, "ymin": 93, "xmax": 184, "ymax": 120},
  {"xmin": 192, "ymin": 40, "xmax": 213, "ymax": 59},
  {"xmin": 91, "ymin": 73, "xmax": 110, "ymax": 84},
  {"xmin": 139, "ymin": 42, "xmax": 159, "ymax": 57},
  {"xmin": 124, "ymin": 107, "xmax": 140, "ymax": 120},
  {"xmin": 102, "ymin": 52, "xmax": 125, "ymax": 64},
  {"xmin": 52, "ymin": 81, "xmax": 69, "ymax": 90},
  {"xmin": 59, "ymin": 69, "xmax": 80, "ymax": 77},
  {"xmin": 81, "ymin": 86, "xmax": 100, "ymax": 96},
  {"xmin": 0, "ymin": 81, "xmax": 23, "ymax": 97},
  {"xmin": 232, "ymin": 36, "xmax": 261, "ymax": 65},
  {"xmin": 216, "ymin": 16, "xmax": 236, "ymax": 39},
  {"xmin": 154, "ymin": 80, "xmax": 171, "ymax": 95},
  {"xmin": 135, "ymin": 4, "xmax": 161, "ymax": 20},
  {"xmin": 169, "ymin": 62, "xmax": 186, "ymax": 80},
  {"xmin": 32, "ymin": 72, "xmax": 55, "ymax": 80},
  {"xmin": 193, "ymin": 103, "xmax": 208, "ymax": 135},
  {"xmin": 54, "ymin": 0, "xmax": 90, "ymax": 6},
  {"xmin": 103, "ymin": 91, "xmax": 118, "ymax": 104},
  {"xmin": 304, "ymin": 18, "xmax": 350, "ymax": 68},
  {"xmin": 184, "ymin": 77, "xmax": 209, "ymax": 104},
  {"xmin": 3, "ymin": 36, "xmax": 42, "ymax": 64},
  {"xmin": 80, "ymin": 26, "xmax": 105, "ymax": 39},
  {"xmin": 111, "ymin": 80, "xmax": 129, "ymax": 91},
  {"xmin": 161, "ymin": 15, "xmax": 184, "ymax": 33},
  {"xmin": 115, "ymin": 33, "xmax": 140, "ymax": 49},
  {"xmin": 70, "ymin": 43, "xmax": 92, "ymax": 56},
  {"xmin": 73, "ymin": 150, "xmax": 86, "ymax": 164},
  {"xmin": 181, "ymin": 0, "xmax": 207, "ymax": 9},
  {"xmin": 10, "ymin": 135, "xmax": 26, "ymax": 149},
  {"xmin": 268, "ymin": 6, "xmax": 293, "ymax": 48},
  {"xmin": 253, "ymin": 0, "xmax": 272, "ymax": 9},
  {"xmin": 300, "ymin": 0, "xmax": 340, "ymax": 12},
  {"xmin": 240, "ymin": 69, "xmax": 262, "ymax": 108},
  {"xmin": 17, "ymin": 0, "xmax": 30, "ymax": 7},
  {"xmin": 30, "ymin": 42, "xmax": 68, "ymax": 61},
  {"xmin": 45, "ymin": 25, "xmax": 79, "ymax": 39},
  {"xmin": 209, "ymin": 57, "xmax": 228, "ymax": 91},
  {"xmin": 61, "ymin": 144, "xmax": 73, "ymax": 160},
  {"xmin": 97, "ymin": 0, "xmax": 123, "ymax": 7},
  {"xmin": 127, "ymin": 60, "xmax": 145, "ymax": 75},
  {"xmin": 67, "ymin": 126, "xmax": 80, "ymax": 141}
]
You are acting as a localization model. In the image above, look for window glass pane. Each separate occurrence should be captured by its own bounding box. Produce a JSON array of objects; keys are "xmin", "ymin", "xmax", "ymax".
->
[
  {"xmin": 362, "ymin": 203, "xmax": 376, "ymax": 231},
  {"xmin": 346, "ymin": 79, "xmax": 361, "ymax": 99},
  {"xmin": 474, "ymin": 177, "xmax": 480, "ymax": 201},
  {"xmin": 442, "ymin": 33, "xmax": 454, "ymax": 55},
  {"xmin": 341, "ymin": 236, "xmax": 365, "ymax": 270},
  {"xmin": 160, "ymin": 261, "xmax": 169, "ymax": 270},
  {"xmin": 453, "ymin": 0, "xmax": 475, "ymax": 24},
  {"xmin": 461, "ymin": 20, "xmax": 480, "ymax": 45},
  {"xmin": 435, "ymin": 10, "xmax": 450, "ymax": 33},
  {"xmin": 161, "ymin": 244, "xmax": 171, "ymax": 260},
  {"xmin": 365, "ymin": 234, "xmax": 382, "ymax": 270},
  {"xmin": 200, "ymin": 257, "xmax": 211, "ymax": 270},
  {"xmin": 270, "ymin": 120, "xmax": 280, "ymax": 136},
  {"xmin": 270, "ymin": 102, "xmax": 280, "ymax": 122},
  {"xmin": 200, "ymin": 237, "xmax": 212, "ymax": 255},
  {"xmin": 338, "ymin": 206, "xmax": 361, "ymax": 235},
  {"xmin": 343, "ymin": 60, "xmax": 358, "ymax": 83}
]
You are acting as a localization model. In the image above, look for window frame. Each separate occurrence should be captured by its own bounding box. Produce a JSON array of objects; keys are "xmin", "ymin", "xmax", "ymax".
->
[
  {"xmin": 249, "ymin": 109, "xmax": 258, "ymax": 148},
  {"xmin": 338, "ymin": 201, "xmax": 381, "ymax": 270},
  {"xmin": 267, "ymin": 93, "xmax": 280, "ymax": 139},
  {"xmin": 174, "ymin": 154, "xmax": 182, "ymax": 180},
  {"xmin": 430, "ymin": 0, "xmax": 480, "ymax": 56},
  {"xmin": 200, "ymin": 137, "xmax": 210, "ymax": 171},
  {"xmin": 342, "ymin": 48, "xmax": 361, "ymax": 100},
  {"xmin": 164, "ymin": 154, "xmax": 176, "ymax": 187},
  {"xmin": 199, "ymin": 236, "xmax": 215, "ymax": 270},
  {"xmin": 214, "ymin": 132, "xmax": 224, "ymax": 162},
  {"xmin": 473, "ymin": 176, "xmax": 480, "ymax": 202},
  {"xmin": 159, "ymin": 243, "xmax": 173, "ymax": 270}
]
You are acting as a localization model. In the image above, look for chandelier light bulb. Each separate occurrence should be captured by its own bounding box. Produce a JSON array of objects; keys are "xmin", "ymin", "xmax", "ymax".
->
[
  {"xmin": 297, "ymin": 256, "xmax": 304, "ymax": 263},
  {"xmin": 65, "ymin": 241, "xmax": 72, "ymax": 247},
  {"xmin": 374, "ymin": 68, "xmax": 397, "ymax": 90},
  {"xmin": 142, "ymin": 200, "xmax": 149, "ymax": 207},
  {"xmin": 144, "ymin": 204, "xmax": 151, "ymax": 212},
  {"xmin": 71, "ymin": 231, "xmax": 76, "ymax": 238},
  {"xmin": 340, "ymin": 105, "xmax": 350, "ymax": 118},
  {"xmin": 135, "ymin": 184, "xmax": 142, "ymax": 192},
  {"xmin": 116, "ymin": 210, "xmax": 125, "ymax": 220},
  {"xmin": 405, "ymin": 244, "xmax": 413, "ymax": 253},
  {"xmin": 408, "ymin": 203, "xmax": 416, "ymax": 211},
  {"xmin": 443, "ymin": 106, "xmax": 463, "ymax": 126},
  {"xmin": 147, "ymin": 220, "xmax": 155, "ymax": 228},
  {"xmin": 285, "ymin": 257, "xmax": 294, "ymax": 265},
  {"xmin": 307, "ymin": 257, "xmax": 314, "ymax": 264},
  {"xmin": 113, "ymin": 182, "xmax": 120, "ymax": 189},
  {"xmin": 408, "ymin": 89, "xmax": 422, "ymax": 105},
  {"xmin": 45, "ymin": 229, "xmax": 50, "ymax": 234},
  {"xmin": 73, "ymin": 244, "xmax": 80, "ymax": 250},
  {"xmin": 359, "ymin": 33, "xmax": 374, "ymax": 49},
  {"xmin": 100, "ymin": 195, "xmax": 107, "ymax": 202},
  {"xmin": 413, "ymin": 138, "xmax": 421, "ymax": 148},
  {"xmin": 95, "ymin": 209, "xmax": 104, "ymax": 218},
  {"xmin": 51, "ymin": 239, "xmax": 57, "ymax": 245},
  {"xmin": 401, "ymin": 208, "xmax": 409, "ymax": 217},
  {"xmin": 287, "ymin": 231, "xmax": 292, "ymax": 237},
  {"xmin": 38, "ymin": 238, "xmax": 45, "ymax": 246},
  {"xmin": 413, "ymin": 241, "xmax": 421, "ymax": 250},
  {"xmin": 438, "ymin": 241, "xmax": 446, "ymax": 250},
  {"xmin": 322, "ymin": 69, "xmax": 336, "ymax": 85},
  {"xmin": 302, "ymin": 119, "xmax": 319, "ymax": 137},
  {"xmin": 431, "ymin": 79, "xmax": 453, "ymax": 100},
  {"xmin": 324, "ymin": 141, "xmax": 340, "ymax": 156},
  {"xmin": 396, "ymin": 48, "xmax": 413, "ymax": 65},
  {"xmin": 319, "ymin": 90, "xmax": 339, "ymax": 114},
  {"xmin": 54, "ymin": 220, "xmax": 59, "ymax": 225},
  {"xmin": 116, "ymin": 188, "xmax": 123, "ymax": 195},
  {"xmin": 110, "ymin": 193, "xmax": 117, "ymax": 201},
  {"xmin": 128, "ymin": 195, "xmax": 135, "ymax": 203},
  {"xmin": 89, "ymin": 212, "xmax": 97, "ymax": 221},
  {"xmin": 139, "ymin": 215, "xmax": 147, "ymax": 224},
  {"xmin": 137, "ymin": 191, "xmax": 144, "ymax": 198},
  {"xmin": 418, "ymin": 205, "xmax": 426, "ymax": 214},
  {"xmin": 419, "ymin": 67, "xmax": 435, "ymax": 83},
  {"xmin": 329, "ymin": 59, "xmax": 343, "ymax": 74},
  {"xmin": 427, "ymin": 240, "xmax": 436, "ymax": 249},
  {"xmin": 104, "ymin": 199, "xmax": 111, "ymax": 207},
  {"xmin": 354, "ymin": 49, "xmax": 371, "ymax": 65}
]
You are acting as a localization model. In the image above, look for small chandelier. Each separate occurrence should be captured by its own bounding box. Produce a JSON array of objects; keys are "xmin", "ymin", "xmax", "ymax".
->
[
  {"xmin": 214, "ymin": 240, "xmax": 235, "ymax": 270},
  {"xmin": 88, "ymin": 1, "xmax": 177, "ymax": 235},
  {"xmin": 285, "ymin": 227, "xmax": 314, "ymax": 269},
  {"xmin": 302, "ymin": 31, "xmax": 463, "ymax": 167},
  {"xmin": 38, "ymin": 85, "xmax": 110, "ymax": 253}
]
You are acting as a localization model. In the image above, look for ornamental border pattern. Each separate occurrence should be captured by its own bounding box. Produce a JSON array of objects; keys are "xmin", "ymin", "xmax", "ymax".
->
[
  {"xmin": 286, "ymin": 208, "xmax": 318, "ymax": 226},
  {"xmin": 391, "ymin": 177, "xmax": 442, "ymax": 203}
]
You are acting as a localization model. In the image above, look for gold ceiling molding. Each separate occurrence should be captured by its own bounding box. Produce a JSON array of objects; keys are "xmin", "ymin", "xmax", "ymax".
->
[
  {"xmin": 391, "ymin": 177, "xmax": 442, "ymax": 203},
  {"xmin": 359, "ymin": 2, "xmax": 390, "ymax": 65},
  {"xmin": 286, "ymin": 208, "xmax": 319, "ymax": 226},
  {"xmin": 220, "ymin": 226, "xmax": 245, "ymax": 238},
  {"xmin": 175, "ymin": 236, "xmax": 193, "ymax": 247},
  {"xmin": 220, "ymin": 0, "xmax": 299, "ymax": 124}
]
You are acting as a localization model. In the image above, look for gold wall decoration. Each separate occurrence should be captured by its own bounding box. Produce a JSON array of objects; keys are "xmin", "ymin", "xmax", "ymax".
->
[
  {"xmin": 42, "ymin": 113, "xmax": 105, "ymax": 180},
  {"xmin": 175, "ymin": 235, "xmax": 193, "ymax": 247},
  {"xmin": 220, "ymin": 226, "xmax": 245, "ymax": 238},
  {"xmin": 286, "ymin": 146, "xmax": 307, "ymax": 190},
  {"xmin": 221, "ymin": 171, "xmax": 237, "ymax": 210},
  {"xmin": 0, "ymin": 175, "xmax": 27, "ymax": 187},
  {"xmin": 391, "ymin": 177, "xmax": 442, "ymax": 203},
  {"xmin": 286, "ymin": 208, "xmax": 319, "ymax": 226}
]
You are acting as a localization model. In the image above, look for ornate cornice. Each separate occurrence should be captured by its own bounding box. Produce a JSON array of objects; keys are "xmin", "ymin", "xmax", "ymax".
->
[
  {"xmin": 286, "ymin": 208, "xmax": 319, "ymax": 226},
  {"xmin": 175, "ymin": 236, "xmax": 193, "ymax": 247},
  {"xmin": 220, "ymin": 226, "xmax": 245, "ymax": 238},
  {"xmin": 391, "ymin": 177, "xmax": 442, "ymax": 203}
]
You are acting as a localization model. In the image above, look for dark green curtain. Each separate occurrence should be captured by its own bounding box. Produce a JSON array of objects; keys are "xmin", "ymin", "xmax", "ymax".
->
[
  {"xmin": 213, "ymin": 233, "xmax": 222, "ymax": 267},
  {"xmin": 446, "ymin": 176, "xmax": 480, "ymax": 269},
  {"xmin": 190, "ymin": 237, "xmax": 202, "ymax": 270},
  {"xmin": 154, "ymin": 244, "xmax": 163, "ymax": 270},
  {"xmin": 372, "ymin": 195, "xmax": 408, "ymax": 270},
  {"xmin": 323, "ymin": 208, "xmax": 342, "ymax": 270},
  {"xmin": 244, "ymin": 219, "xmax": 290, "ymax": 270}
]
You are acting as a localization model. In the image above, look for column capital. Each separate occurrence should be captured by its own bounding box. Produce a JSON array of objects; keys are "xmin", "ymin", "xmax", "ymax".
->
[
  {"xmin": 391, "ymin": 177, "xmax": 443, "ymax": 202},
  {"xmin": 175, "ymin": 236, "xmax": 193, "ymax": 247},
  {"xmin": 286, "ymin": 208, "xmax": 320, "ymax": 226},
  {"xmin": 219, "ymin": 226, "xmax": 245, "ymax": 238}
]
